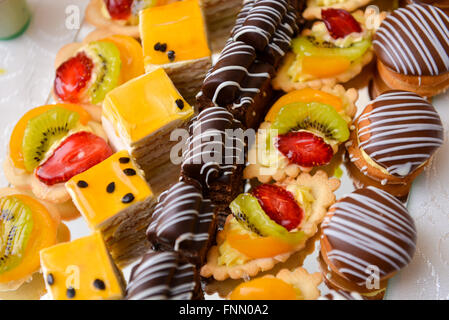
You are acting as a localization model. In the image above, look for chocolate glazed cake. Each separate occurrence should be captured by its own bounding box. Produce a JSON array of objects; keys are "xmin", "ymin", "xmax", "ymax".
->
[
  {"xmin": 181, "ymin": 107, "xmax": 245, "ymax": 214},
  {"xmin": 147, "ymin": 181, "xmax": 217, "ymax": 266},
  {"xmin": 126, "ymin": 251, "xmax": 203, "ymax": 300}
]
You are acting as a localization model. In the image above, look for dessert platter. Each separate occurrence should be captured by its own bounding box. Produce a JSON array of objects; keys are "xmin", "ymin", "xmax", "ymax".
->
[{"xmin": 0, "ymin": 0, "xmax": 448, "ymax": 300}]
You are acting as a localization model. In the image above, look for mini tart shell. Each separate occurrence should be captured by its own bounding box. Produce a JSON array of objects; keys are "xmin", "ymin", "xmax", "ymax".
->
[
  {"xmin": 244, "ymin": 85, "xmax": 356, "ymax": 183},
  {"xmin": 3, "ymin": 122, "xmax": 108, "ymax": 220},
  {"xmin": 200, "ymin": 171, "xmax": 339, "ymax": 281},
  {"xmin": 376, "ymin": 59, "xmax": 449, "ymax": 98},
  {"xmin": 228, "ymin": 267, "xmax": 322, "ymax": 300},
  {"xmin": 85, "ymin": 0, "xmax": 140, "ymax": 38},
  {"xmin": 345, "ymin": 121, "xmax": 427, "ymax": 197},
  {"xmin": 303, "ymin": 0, "xmax": 373, "ymax": 20}
]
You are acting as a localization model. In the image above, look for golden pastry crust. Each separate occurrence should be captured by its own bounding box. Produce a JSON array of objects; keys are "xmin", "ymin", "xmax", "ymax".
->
[
  {"xmin": 85, "ymin": 0, "xmax": 140, "ymax": 38},
  {"xmin": 200, "ymin": 171, "xmax": 339, "ymax": 281},
  {"xmin": 244, "ymin": 86, "xmax": 356, "ymax": 183},
  {"xmin": 275, "ymin": 268, "xmax": 322, "ymax": 300},
  {"xmin": 303, "ymin": 0, "xmax": 373, "ymax": 20}
]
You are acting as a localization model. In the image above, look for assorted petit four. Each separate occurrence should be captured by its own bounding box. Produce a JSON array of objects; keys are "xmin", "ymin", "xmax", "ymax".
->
[
  {"xmin": 126, "ymin": 251, "xmax": 202, "ymax": 300},
  {"xmin": 228, "ymin": 267, "xmax": 322, "ymax": 300},
  {"xmin": 346, "ymin": 90, "xmax": 444, "ymax": 197},
  {"xmin": 373, "ymin": 3, "xmax": 449, "ymax": 98},
  {"xmin": 0, "ymin": 187, "xmax": 65, "ymax": 294},
  {"xmin": 3, "ymin": 104, "xmax": 111, "ymax": 220},
  {"xmin": 102, "ymin": 68, "xmax": 194, "ymax": 194},
  {"xmin": 40, "ymin": 232, "xmax": 126, "ymax": 300},
  {"xmin": 139, "ymin": 0, "xmax": 212, "ymax": 104},
  {"xmin": 66, "ymin": 150, "xmax": 156, "ymax": 267},
  {"xmin": 244, "ymin": 85, "xmax": 356, "ymax": 183},
  {"xmin": 201, "ymin": 171, "xmax": 339, "ymax": 280},
  {"xmin": 147, "ymin": 181, "xmax": 217, "ymax": 265},
  {"xmin": 320, "ymin": 187, "xmax": 417, "ymax": 299}
]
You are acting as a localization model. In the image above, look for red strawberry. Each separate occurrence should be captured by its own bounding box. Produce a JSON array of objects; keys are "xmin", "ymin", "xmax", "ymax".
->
[
  {"xmin": 321, "ymin": 8, "xmax": 362, "ymax": 39},
  {"xmin": 252, "ymin": 184, "xmax": 303, "ymax": 231},
  {"xmin": 36, "ymin": 132, "xmax": 113, "ymax": 186},
  {"xmin": 54, "ymin": 52, "xmax": 94, "ymax": 103},
  {"xmin": 105, "ymin": 0, "xmax": 133, "ymax": 20},
  {"xmin": 275, "ymin": 131, "xmax": 333, "ymax": 168}
]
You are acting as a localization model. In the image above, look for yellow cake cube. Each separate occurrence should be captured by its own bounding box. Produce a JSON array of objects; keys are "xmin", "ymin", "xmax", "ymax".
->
[
  {"xmin": 40, "ymin": 232, "xmax": 125, "ymax": 300},
  {"xmin": 66, "ymin": 151, "xmax": 156, "ymax": 267}
]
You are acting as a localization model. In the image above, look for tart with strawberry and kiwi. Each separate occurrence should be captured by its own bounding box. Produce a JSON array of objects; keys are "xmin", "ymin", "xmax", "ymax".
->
[
  {"xmin": 3, "ymin": 104, "xmax": 113, "ymax": 220},
  {"xmin": 244, "ymin": 86, "xmax": 354, "ymax": 184},
  {"xmin": 303, "ymin": 0, "xmax": 374, "ymax": 20},
  {"xmin": 228, "ymin": 267, "xmax": 322, "ymax": 300},
  {"xmin": 273, "ymin": 8, "xmax": 385, "ymax": 92},
  {"xmin": 201, "ymin": 171, "xmax": 339, "ymax": 281},
  {"xmin": 53, "ymin": 33, "xmax": 144, "ymax": 121},
  {"xmin": 85, "ymin": 0, "xmax": 177, "ymax": 38},
  {"xmin": 0, "ymin": 187, "xmax": 70, "ymax": 299}
]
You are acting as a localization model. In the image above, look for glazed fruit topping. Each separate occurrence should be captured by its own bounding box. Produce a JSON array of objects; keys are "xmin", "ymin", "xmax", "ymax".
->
[
  {"xmin": 54, "ymin": 52, "xmax": 94, "ymax": 103},
  {"xmin": 36, "ymin": 132, "xmax": 113, "ymax": 186},
  {"xmin": 276, "ymin": 131, "xmax": 333, "ymax": 168},
  {"xmin": 322, "ymin": 8, "xmax": 362, "ymax": 39},
  {"xmin": 104, "ymin": 0, "xmax": 133, "ymax": 20},
  {"xmin": 252, "ymin": 184, "xmax": 303, "ymax": 231}
]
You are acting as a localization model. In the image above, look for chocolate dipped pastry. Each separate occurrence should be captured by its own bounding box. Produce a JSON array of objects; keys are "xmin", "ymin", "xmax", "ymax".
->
[
  {"xmin": 126, "ymin": 251, "xmax": 203, "ymax": 300},
  {"xmin": 147, "ymin": 181, "xmax": 217, "ymax": 265},
  {"xmin": 197, "ymin": 40, "xmax": 275, "ymax": 129},
  {"xmin": 400, "ymin": 0, "xmax": 449, "ymax": 15},
  {"xmin": 320, "ymin": 187, "xmax": 417, "ymax": 299},
  {"xmin": 233, "ymin": 0, "xmax": 290, "ymax": 51},
  {"xmin": 181, "ymin": 107, "xmax": 245, "ymax": 212},
  {"xmin": 373, "ymin": 3, "xmax": 449, "ymax": 97},
  {"xmin": 346, "ymin": 90, "xmax": 444, "ymax": 197}
]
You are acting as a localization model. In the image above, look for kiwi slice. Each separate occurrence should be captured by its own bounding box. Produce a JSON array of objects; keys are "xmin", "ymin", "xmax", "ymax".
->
[
  {"xmin": 292, "ymin": 36, "xmax": 371, "ymax": 62},
  {"xmin": 0, "ymin": 196, "xmax": 34, "ymax": 275},
  {"xmin": 229, "ymin": 194, "xmax": 305, "ymax": 244},
  {"xmin": 22, "ymin": 107, "xmax": 80, "ymax": 172},
  {"xmin": 85, "ymin": 41, "xmax": 121, "ymax": 104},
  {"xmin": 269, "ymin": 102, "xmax": 350, "ymax": 143}
]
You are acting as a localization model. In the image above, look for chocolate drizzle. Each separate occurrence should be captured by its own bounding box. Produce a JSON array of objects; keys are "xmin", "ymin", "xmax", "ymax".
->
[
  {"xmin": 357, "ymin": 90, "xmax": 444, "ymax": 177},
  {"xmin": 147, "ymin": 181, "xmax": 216, "ymax": 265},
  {"xmin": 374, "ymin": 3, "xmax": 449, "ymax": 76},
  {"xmin": 181, "ymin": 107, "xmax": 245, "ymax": 188},
  {"xmin": 322, "ymin": 187, "xmax": 417, "ymax": 285},
  {"xmin": 126, "ymin": 251, "xmax": 202, "ymax": 300}
]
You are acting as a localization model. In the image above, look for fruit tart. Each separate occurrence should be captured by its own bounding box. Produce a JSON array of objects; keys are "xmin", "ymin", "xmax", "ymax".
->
[
  {"xmin": 273, "ymin": 8, "xmax": 384, "ymax": 92},
  {"xmin": 0, "ymin": 187, "xmax": 69, "ymax": 299},
  {"xmin": 201, "ymin": 170, "xmax": 339, "ymax": 281},
  {"xmin": 228, "ymin": 267, "xmax": 322, "ymax": 300},
  {"xmin": 3, "ymin": 104, "xmax": 112, "ymax": 220},
  {"xmin": 53, "ymin": 33, "xmax": 144, "ymax": 121},
  {"xmin": 303, "ymin": 0, "xmax": 373, "ymax": 20},
  {"xmin": 244, "ymin": 86, "xmax": 355, "ymax": 183},
  {"xmin": 85, "ymin": 0, "xmax": 177, "ymax": 38}
]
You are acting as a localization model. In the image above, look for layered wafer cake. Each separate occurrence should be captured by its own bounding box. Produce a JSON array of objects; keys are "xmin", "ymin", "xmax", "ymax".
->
[
  {"xmin": 102, "ymin": 68, "xmax": 194, "ymax": 194},
  {"xmin": 181, "ymin": 107, "xmax": 245, "ymax": 212},
  {"xmin": 66, "ymin": 151, "xmax": 156, "ymax": 267},
  {"xmin": 126, "ymin": 251, "xmax": 203, "ymax": 300},
  {"xmin": 147, "ymin": 181, "xmax": 217, "ymax": 265},
  {"xmin": 140, "ymin": 0, "xmax": 212, "ymax": 104}
]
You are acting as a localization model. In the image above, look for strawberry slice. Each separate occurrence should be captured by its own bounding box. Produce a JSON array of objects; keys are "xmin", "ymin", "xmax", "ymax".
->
[
  {"xmin": 252, "ymin": 184, "xmax": 303, "ymax": 231},
  {"xmin": 36, "ymin": 132, "xmax": 113, "ymax": 186},
  {"xmin": 54, "ymin": 52, "xmax": 94, "ymax": 103},
  {"xmin": 321, "ymin": 8, "xmax": 362, "ymax": 39},
  {"xmin": 275, "ymin": 131, "xmax": 333, "ymax": 168},
  {"xmin": 105, "ymin": 0, "xmax": 133, "ymax": 20}
]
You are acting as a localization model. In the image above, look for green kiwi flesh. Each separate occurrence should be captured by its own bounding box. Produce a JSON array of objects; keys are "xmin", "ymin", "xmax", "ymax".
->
[
  {"xmin": 22, "ymin": 107, "xmax": 80, "ymax": 172},
  {"xmin": 0, "ymin": 196, "xmax": 34, "ymax": 275},
  {"xmin": 85, "ymin": 41, "xmax": 121, "ymax": 104},
  {"xmin": 230, "ymin": 193, "xmax": 305, "ymax": 244}
]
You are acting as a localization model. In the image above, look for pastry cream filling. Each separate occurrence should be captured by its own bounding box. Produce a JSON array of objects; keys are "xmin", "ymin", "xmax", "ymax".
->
[{"xmin": 218, "ymin": 188, "xmax": 315, "ymax": 267}]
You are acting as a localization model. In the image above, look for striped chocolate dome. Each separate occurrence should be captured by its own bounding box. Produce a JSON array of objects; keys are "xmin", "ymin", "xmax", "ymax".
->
[{"xmin": 373, "ymin": 3, "xmax": 449, "ymax": 76}]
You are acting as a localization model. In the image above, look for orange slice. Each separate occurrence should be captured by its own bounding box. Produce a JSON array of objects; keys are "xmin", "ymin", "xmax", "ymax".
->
[
  {"xmin": 227, "ymin": 232, "xmax": 294, "ymax": 259},
  {"xmin": 229, "ymin": 277, "xmax": 297, "ymax": 300},
  {"xmin": 302, "ymin": 56, "xmax": 351, "ymax": 78}
]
